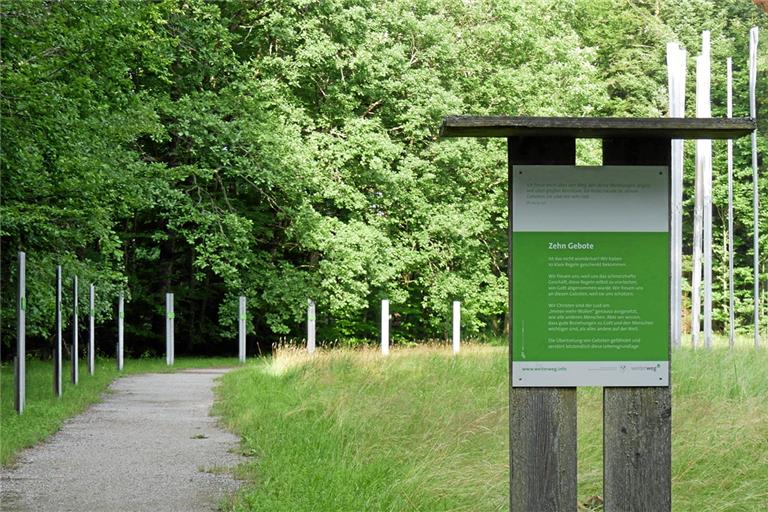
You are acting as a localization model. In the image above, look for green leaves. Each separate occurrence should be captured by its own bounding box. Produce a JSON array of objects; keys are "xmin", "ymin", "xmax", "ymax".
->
[{"xmin": 2, "ymin": 0, "xmax": 765, "ymax": 352}]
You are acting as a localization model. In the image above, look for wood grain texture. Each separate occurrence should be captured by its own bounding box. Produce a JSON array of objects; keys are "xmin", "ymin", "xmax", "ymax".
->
[
  {"xmin": 441, "ymin": 116, "xmax": 754, "ymax": 139},
  {"xmin": 603, "ymin": 387, "xmax": 672, "ymax": 511},
  {"xmin": 603, "ymin": 137, "xmax": 672, "ymax": 512},
  {"xmin": 509, "ymin": 137, "xmax": 577, "ymax": 512}
]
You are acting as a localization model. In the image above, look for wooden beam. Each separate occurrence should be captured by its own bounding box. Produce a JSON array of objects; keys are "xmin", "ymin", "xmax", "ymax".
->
[{"xmin": 441, "ymin": 116, "xmax": 754, "ymax": 139}]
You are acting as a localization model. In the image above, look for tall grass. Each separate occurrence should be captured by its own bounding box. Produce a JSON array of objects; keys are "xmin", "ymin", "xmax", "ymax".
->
[
  {"xmin": 216, "ymin": 344, "xmax": 768, "ymax": 511},
  {"xmin": 0, "ymin": 356, "xmax": 238, "ymax": 466}
]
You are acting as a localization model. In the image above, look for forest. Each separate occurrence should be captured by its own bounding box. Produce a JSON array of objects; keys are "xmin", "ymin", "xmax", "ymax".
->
[{"xmin": 2, "ymin": 0, "xmax": 766, "ymax": 357}]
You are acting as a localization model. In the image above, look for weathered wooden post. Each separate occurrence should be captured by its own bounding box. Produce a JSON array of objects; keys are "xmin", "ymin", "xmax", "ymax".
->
[
  {"xmin": 54, "ymin": 265, "xmax": 63, "ymax": 396},
  {"xmin": 71, "ymin": 275, "xmax": 79, "ymax": 385},
  {"xmin": 452, "ymin": 301, "xmax": 461, "ymax": 354},
  {"xmin": 166, "ymin": 292, "xmax": 174, "ymax": 366},
  {"xmin": 239, "ymin": 296, "xmax": 247, "ymax": 363},
  {"xmin": 440, "ymin": 116, "xmax": 754, "ymax": 512},
  {"xmin": 381, "ymin": 299, "xmax": 390, "ymax": 355},
  {"xmin": 307, "ymin": 299, "xmax": 316, "ymax": 354},
  {"xmin": 15, "ymin": 251, "xmax": 26, "ymax": 414},
  {"xmin": 117, "ymin": 293, "xmax": 124, "ymax": 371},
  {"xmin": 88, "ymin": 283, "xmax": 95, "ymax": 375}
]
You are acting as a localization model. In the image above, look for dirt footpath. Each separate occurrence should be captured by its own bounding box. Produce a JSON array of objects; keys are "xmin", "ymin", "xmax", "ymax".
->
[{"xmin": 0, "ymin": 369, "xmax": 242, "ymax": 512}]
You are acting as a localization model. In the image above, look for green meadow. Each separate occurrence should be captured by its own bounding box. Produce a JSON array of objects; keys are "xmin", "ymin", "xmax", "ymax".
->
[{"xmin": 215, "ymin": 344, "xmax": 768, "ymax": 512}]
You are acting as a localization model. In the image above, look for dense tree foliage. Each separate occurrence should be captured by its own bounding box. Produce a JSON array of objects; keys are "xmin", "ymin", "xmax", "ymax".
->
[{"xmin": 2, "ymin": 0, "xmax": 766, "ymax": 357}]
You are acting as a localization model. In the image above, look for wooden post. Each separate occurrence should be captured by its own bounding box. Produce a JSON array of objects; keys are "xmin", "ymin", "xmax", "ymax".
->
[
  {"xmin": 307, "ymin": 299, "xmax": 316, "ymax": 354},
  {"xmin": 55, "ymin": 265, "xmax": 63, "ymax": 396},
  {"xmin": 15, "ymin": 251, "xmax": 26, "ymax": 414},
  {"xmin": 71, "ymin": 275, "xmax": 79, "ymax": 385},
  {"xmin": 166, "ymin": 292, "xmax": 174, "ymax": 366},
  {"xmin": 239, "ymin": 296, "xmax": 247, "ymax": 362},
  {"xmin": 509, "ymin": 137, "xmax": 577, "ymax": 511},
  {"xmin": 381, "ymin": 299, "xmax": 390, "ymax": 355},
  {"xmin": 452, "ymin": 301, "xmax": 460, "ymax": 354},
  {"xmin": 88, "ymin": 283, "xmax": 95, "ymax": 375},
  {"xmin": 602, "ymin": 137, "xmax": 671, "ymax": 511},
  {"xmin": 117, "ymin": 293, "xmax": 124, "ymax": 371}
]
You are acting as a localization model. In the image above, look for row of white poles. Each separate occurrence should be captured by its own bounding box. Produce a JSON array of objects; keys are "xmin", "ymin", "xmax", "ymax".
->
[
  {"xmin": 305, "ymin": 299, "xmax": 463, "ymax": 355},
  {"xmin": 14, "ymin": 254, "xmax": 120, "ymax": 414},
  {"xmin": 670, "ymin": 27, "xmax": 761, "ymax": 350}
]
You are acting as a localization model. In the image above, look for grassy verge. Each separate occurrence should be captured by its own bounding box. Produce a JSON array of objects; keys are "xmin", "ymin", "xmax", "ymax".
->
[
  {"xmin": 0, "ymin": 356, "xmax": 237, "ymax": 466},
  {"xmin": 215, "ymin": 345, "xmax": 768, "ymax": 511}
]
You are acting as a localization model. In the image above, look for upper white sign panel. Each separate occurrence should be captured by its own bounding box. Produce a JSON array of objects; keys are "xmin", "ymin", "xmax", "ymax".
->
[{"xmin": 512, "ymin": 165, "xmax": 669, "ymax": 232}]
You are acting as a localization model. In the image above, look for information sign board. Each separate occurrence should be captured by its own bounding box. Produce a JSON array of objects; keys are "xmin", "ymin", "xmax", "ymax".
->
[{"xmin": 512, "ymin": 165, "xmax": 669, "ymax": 386}]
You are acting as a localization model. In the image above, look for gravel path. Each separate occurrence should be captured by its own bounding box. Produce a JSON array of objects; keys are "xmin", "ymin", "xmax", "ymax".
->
[{"xmin": 1, "ymin": 369, "xmax": 243, "ymax": 512}]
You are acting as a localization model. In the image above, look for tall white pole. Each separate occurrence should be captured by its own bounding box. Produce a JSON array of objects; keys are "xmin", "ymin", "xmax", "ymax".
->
[
  {"xmin": 749, "ymin": 27, "xmax": 760, "ymax": 349},
  {"xmin": 89, "ymin": 284, "xmax": 95, "ymax": 375},
  {"xmin": 667, "ymin": 42, "xmax": 687, "ymax": 349},
  {"xmin": 452, "ymin": 301, "xmax": 461, "ymax": 354},
  {"xmin": 166, "ymin": 292, "xmax": 174, "ymax": 365},
  {"xmin": 698, "ymin": 32, "xmax": 714, "ymax": 350},
  {"xmin": 72, "ymin": 275, "xmax": 79, "ymax": 384},
  {"xmin": 727, "ymin": 57, "xmax": 736, "ymax": 350},
  {"xmin": 307, "ymin": 299, "xmax": 316, "ymax": 354},
  {"xmin": 55, "ymin": 266, "xmax": 63, "ymax": 396},
  {"xmin": 15, "ymin": 252, "xmax": 26, "ymax": 414},
  {"xmin": 381, "ymin": 299, "xmax": 390, "ymax": 355},
  {"xmin": 238, "ymin": 296, "xmax": 246, "ymax": 363},
  {"xmin": 117, "ymin": 293, "xmax": 124, "ymax": 371}
]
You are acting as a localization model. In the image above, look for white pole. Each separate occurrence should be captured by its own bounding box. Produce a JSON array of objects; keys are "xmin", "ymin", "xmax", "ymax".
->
[
  {"xmin": 15, "ymin": 252, "xmax": 26, "ymax": 414},
  {"xmin": 55, "ymin": 266, "xmax": 63, "ymax": 396},
  {"xmin": 698, "ymin": 32, "xmax": 714, "ymax": 350},
  {"xmin": 727, "ymin": 57, "xmax": 735, "ymax": 350},
  {"xmin": 452, "ymin": 301, "xmax": 461, "ymax": 354},
  {"xmin": 89, "ymin": 284, "xmax": 95, "ymax": 375},
  {"xmin": 166, "ymin": 292, "xmax": 174, "ymax": 365},
  {"xmin": 381, "ymin": 299, "xmax": 390, "ymax": 355},
  {"xmin": 667, "ymin": 42, "xmax": 687, "ymax": 349},
  {"xmin": 117, "ymin": 293, "xmax": 124, "ymax": 371},
  {"xmin": 749, "ymin": 27, "xmax": 760, "ymax": 349},
  {"xmin": 307, "ymin": 299, "xmax": 316, "ymax": 354},
  {"xmin": 239, "ymin": 296, "xmax": 246, "ymax": 363},
  {"xmin": 72, "ymin": 275, "xmax": 79, "ymax": 384}
]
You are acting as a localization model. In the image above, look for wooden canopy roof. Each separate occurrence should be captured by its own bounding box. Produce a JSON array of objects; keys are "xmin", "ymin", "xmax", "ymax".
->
[{"xmin": 440, "ymin": 116, "xmax": 755, "ymax": 139}]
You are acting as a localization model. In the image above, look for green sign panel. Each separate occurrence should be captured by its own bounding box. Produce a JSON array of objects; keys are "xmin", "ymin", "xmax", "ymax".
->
[{"xmin": 512, "ymin": 166, "xmax": 669, "ymax": 387}]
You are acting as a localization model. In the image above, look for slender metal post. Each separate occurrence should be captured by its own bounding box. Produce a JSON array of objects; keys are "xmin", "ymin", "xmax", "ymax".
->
[
  {"xmin": 88, "ymin": 284, "xmax": 95, "ymax": 375},
  {"xmin": 381, "ymin": 299, "xmax": 390, "ymax": 355},
  {"xmin": 749, "ymin": 27, "xmax": 760, "ymax": 349},
  {"xmin": 55, "ymin": 265, "xmax": 63, "ymax": 396},
  {"xmin": 307, "ymin": 299, "xmax": 316, "ymax": 354},
  {"xmin": 117, "ymin": 293, "xmax": 124, "ymax": 371},
  {"xmin": 667, "ymin": 42, "xmax": 686, "ymax": 349},
  {"xmin": 15, "ymin": 251, "xmax": 26, "ymax": 414},
  {"xmin": 166, "ymin": 292, "xmax": 174, "ymax": 366},
  {"xmin": 239, "ymin": 296, "xmax": 246, "ymax": 363},
  {"xmin": 697, "ymin": 32, "xmax": 714, "ymax": 350},
  {"xmin": 452, "ymin": 301, "xmax": 461, "ymax": 354},
  {"xmin": 727, "ymin": 58, "xmax": 736, "ymax": 349},
  {"xmin": 71, "ymin": 275, "xmax": 79, "ymax": 385}
]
